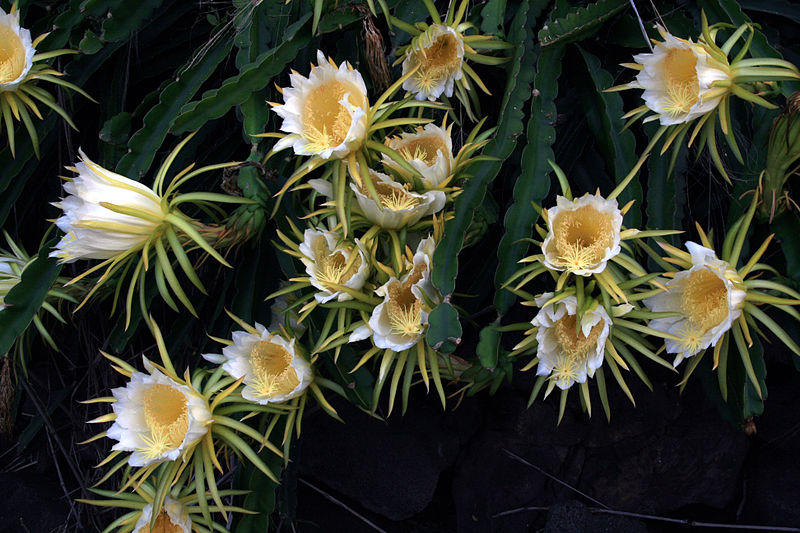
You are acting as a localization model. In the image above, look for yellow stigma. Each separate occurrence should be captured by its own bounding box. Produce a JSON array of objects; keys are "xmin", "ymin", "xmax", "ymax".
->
[
  {"xmin": 311, "ymin": 235, "xmax": 361, "ymax": 290},
  {"xmin": 386, "ymin": 263, "xmax": 428, "ymax": 337},
  {"xmin": 550, "ymin": 205, "xmax": 615, "ymax": 271},
  {"xmin": 301, "ymin": 80, "xmax": 365, "ymax": 151},
  {"xmin": 248, "ymin": 340, "xmax": 300, "ymax": 400},
  {"xmin": 0, "ymin": 26, "xmax": 26, "ymax": 84},
  {"xmin": 359, "ymin": 181, "xmax": 422, "ymax": 211},
  {"xmin": 137, "ymin": 509, "xmax": 183, "ymax": 533},
  {"xmin": 662, "ymin": 47, "xmax": 699, "ymax": 116},
  {"xmin": 680, "ymin": 267, "xmax": 728, "ymax": 332},
  {"xmin": 140, "ymin": 384, "xmax": 189, "ymax": 459}
]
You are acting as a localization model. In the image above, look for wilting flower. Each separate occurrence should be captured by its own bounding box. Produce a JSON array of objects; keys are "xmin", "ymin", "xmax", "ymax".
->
[
  {"xmin": 272, "ymin": 50, "xmax": 369, "ymax": 160},
  {"xmin": 645, "ymin": 242, "xmax": 746, "ymax": 366},
  {"xmin": 402, "ymin": 25, "xmax": 465, "ymax": 102},
  {"xmin": 106, "ymin": 359, "xmax": 212, "ymax": 467},
  {"xmin": 203, "ymin": 323, "xmax": 312, "ymax": 405},
  {"xmin": 542, "ymin": 193, "xmax": 623, "ymax": 276},
  {"xmin": 626, "ymin": 26, "xmax": 731, "ymax": 125},
  {"xmin": 349, "ymin": 170, "xmax": 445, "ymax": 229},
  {"xmin": 383, "ymin": 123, "xmax": 454, "ymax": 187},
  {"xmin": 51, "ymin": 151, "xmax": 167, "ymax": 262},
  {"xmin": 299, "ymin": 228, "xmax": 369, "ymax": 303},
  {"xmin": 0, "ymin": 7, "xmax": 34, "ymax": 93},
  {"xmin": 355, "ymin": 236, "xmax": 438, "ymax": 351},
  {"xmin": 132, "ymin": 498, "xmax": 191, "ymax": 533},
  {"xmin": 531, "ymin": 293, "xmax": 612, "ymax": 390}
]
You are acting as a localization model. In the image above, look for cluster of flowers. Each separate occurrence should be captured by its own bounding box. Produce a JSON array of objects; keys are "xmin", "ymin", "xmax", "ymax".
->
[
  {"xmin": 1, "ymin": 0, "xmax": 800, "ymax": 530},
  {"xmin": 56, "ymin": 2, "xmax": 507, "ymax": 531},
  {"xmin": 505, "ymin": 19, "xmax": 800, "ymax": 421}
]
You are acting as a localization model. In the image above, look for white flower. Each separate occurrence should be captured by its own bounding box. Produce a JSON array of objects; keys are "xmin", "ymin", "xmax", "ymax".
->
[
  {"xmin": 202, "ymin": 324, "xmax": 313, "ymax": 405},
  {"xmin": 542, "ymin": 193, "xmax": 623, "ymax": 276},
  {"xmin": 645, "ymin": 242, "xmax": 746, "ymax": 366},
  {"xmin": 0, "ymin": 8, "xmax": 34, "ymax": 92},
  {"xmin": 298, "ymin": 228, "xmax": 369, "ymax": 303},
  {"xmin": 383, "ymin": 123, "xmax": 454, "ymax": 188},
  {"xmin": 50, "ymin": 150, "xmax": 167, "ymax": 262},
  {"xmin": 402, "ymin": 25, "xmax": 465, "ymax": 102},
  {"xmin": 349, "ymin": 170, "xmax": 445, "ymax": 229},
  {"xmin": 107, "ymin": 359, "xmax": 212, "ymax": 468},
  {"xmin": 272, "ymin": 50, "xmax": 369, "ymax": 160},
  {"xmin": 627, "ymin": 26, "xmax": 731, "ymax": 125},
  {"xmin": 531, "ymin": 293, "xmax": 612, "ymax": 390},
  {"xmin": 0, "ymin": 256, "xmax": 26, "ymax": 311},
  {"xmin": 133, "ymin": 498, "xmax": 191, "ymax": 533},
  {"xmin": 354, "ymin": 236, "xmax": 439, "ymax": 351}
]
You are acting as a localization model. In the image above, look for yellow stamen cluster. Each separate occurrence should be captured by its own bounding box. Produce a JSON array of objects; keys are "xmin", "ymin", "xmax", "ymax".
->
[
  {"xmin": 661, "ymin": 48, "xmax": 700, "ymax": 117},
  {"xmin": 680, "ymin": 268, "xmax": 728, "ymax": 331},
  {"xmin": 311, "ymin": 235, "xmax": 361, "ymax": 289},
  {"xmin": 301, "ymin": 81, "xmax": 364, "ymax": 151},
  {"xmin": 249, "ymin": 340, "xmax": 300, "ymax": 400},
  {"xmin": 137, "ymin": 510, "xmax": 182, "ymax": 533},
  {"xmin": 360, "ymin": 181, "xmax": 422, "ymax": 211},
  {"xmin": 0, "ymin": 26, "xmax": 25, "ymax": 84},
  {"xmin": 410, "ymin": 32, "xmax": 462, "ymax": 93},
  {"xmin": 397, "ymin": 136, "xmax": 447, "ymax": 166},
  {"xmin": 552, "ymin": 207, "xmax": 615, "ymax": 270},
  {"xmin": 548, "ymin": 315, "xmax": 603, "ymax": 385},
  {"xmin": 139, "ymin": 385, "xmax": 189, "ymax": 459},
  {"xmin": 387, "ymin": 264, "xmax": 427, "ymax": 336}
]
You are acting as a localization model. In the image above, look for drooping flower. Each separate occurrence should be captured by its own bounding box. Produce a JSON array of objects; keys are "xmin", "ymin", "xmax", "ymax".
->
[
  {"xmin": 106, "ymin": 359, "xmax": 212, "ymax": 467},
  {"xmin": 203, "ymin": 323, "xmax": 313, "ymax": 405},
  {"xmin": 271, "ymin": 50, "xmax": 369, "ymax": 160},
  {"xmin": 383, "ymin": 123, "xmax": 454, "ymax": 187},
  {"xmin": 542, "ymin": 193, "xmax": 623, "ymax": 276},
  {"xmin": 626, "ymin": 27, "xmax": 731, "ymax": 126},
  {"xmin": 645, "ymin": 242, "xmax": 746, "ymax": 366},
  {"xmin": 298, "ymin": 228, "xmax": 369, "ymax": 303},
  {"xmin": 0, "ymin": 7, "xmax": 34, "ymax": 93},
  {"xmin": 402, "ymin": 24, "xmax": 465, "ymax": 102},
  {"xmin": 132, "ymin": 498, "xmax": 191, "ymax": 533},
  {"xmin": 51, "ymin": 150, "xmax": 167, "ymax": 262},
  {"xmin": 531, "ymin": 293, "xmax": 612, "ymax": 390},
  {"xmin": 349, "ymin": 170, "xmax": 446, "ymax": 229}
]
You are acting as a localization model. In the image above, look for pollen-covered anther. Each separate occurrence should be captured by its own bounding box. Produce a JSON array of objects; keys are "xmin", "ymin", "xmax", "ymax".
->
[
  {"xmin": 311, "ymin": 235, "xmax": 361, "ymax": 289},
  {"xmin": 360, "ymin": 181, "xmax": 423, "ymax": 212},
  {"xmin": 386, "ymin": 276, "xmax": 424, "ymax": 336}
]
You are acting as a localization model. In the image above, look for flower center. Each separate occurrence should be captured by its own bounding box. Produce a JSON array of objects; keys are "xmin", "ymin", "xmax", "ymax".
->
[
  {"xmin": 680, "ymin": 267, "xmax": 728, "ymax": 331},
  {"xmin": 552, "ymin": 206, "xmax": 615, "ymax": 271},
  {"xmin": 662, "ymin": 48, "xmax": 699, "ymax": 116},
  {"xmin": 141, "ymin": 384, "xmax": 189, "ymax": 458},
  {"xmin": 411, "ymin": 31, "xmax": 462, "ymax": 92},
  {"xmin": 360, "ymin": 181, "xmax": 422, "ymax": 211},
  {"xmin": 311, "ymin": 235, "xmax": 361, "ymax": 289},
  {"xmin": 397, "ymin": 136, "xmax": 447, "ymax": 166},
  {"xmin": 248, "ymin": 340, "xmax": 300, "ymax": 400},
  {"xmin": 137, "ymin": 510, "xmax": 183, "ymax": 533},
  {"xmin": 302, "ymin": 80, "xmax": 365, "ymax": 151},
  {"xmin": 387, "ymin": 264, "xmax": 427, "ymax": 337},
  {"xmin": 0, "ymin": 26, "xmax": 26, "ymax": 84},
  {"xmin": 552, "ymin": 314, "xmax": 604, "ymax": 361}
]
